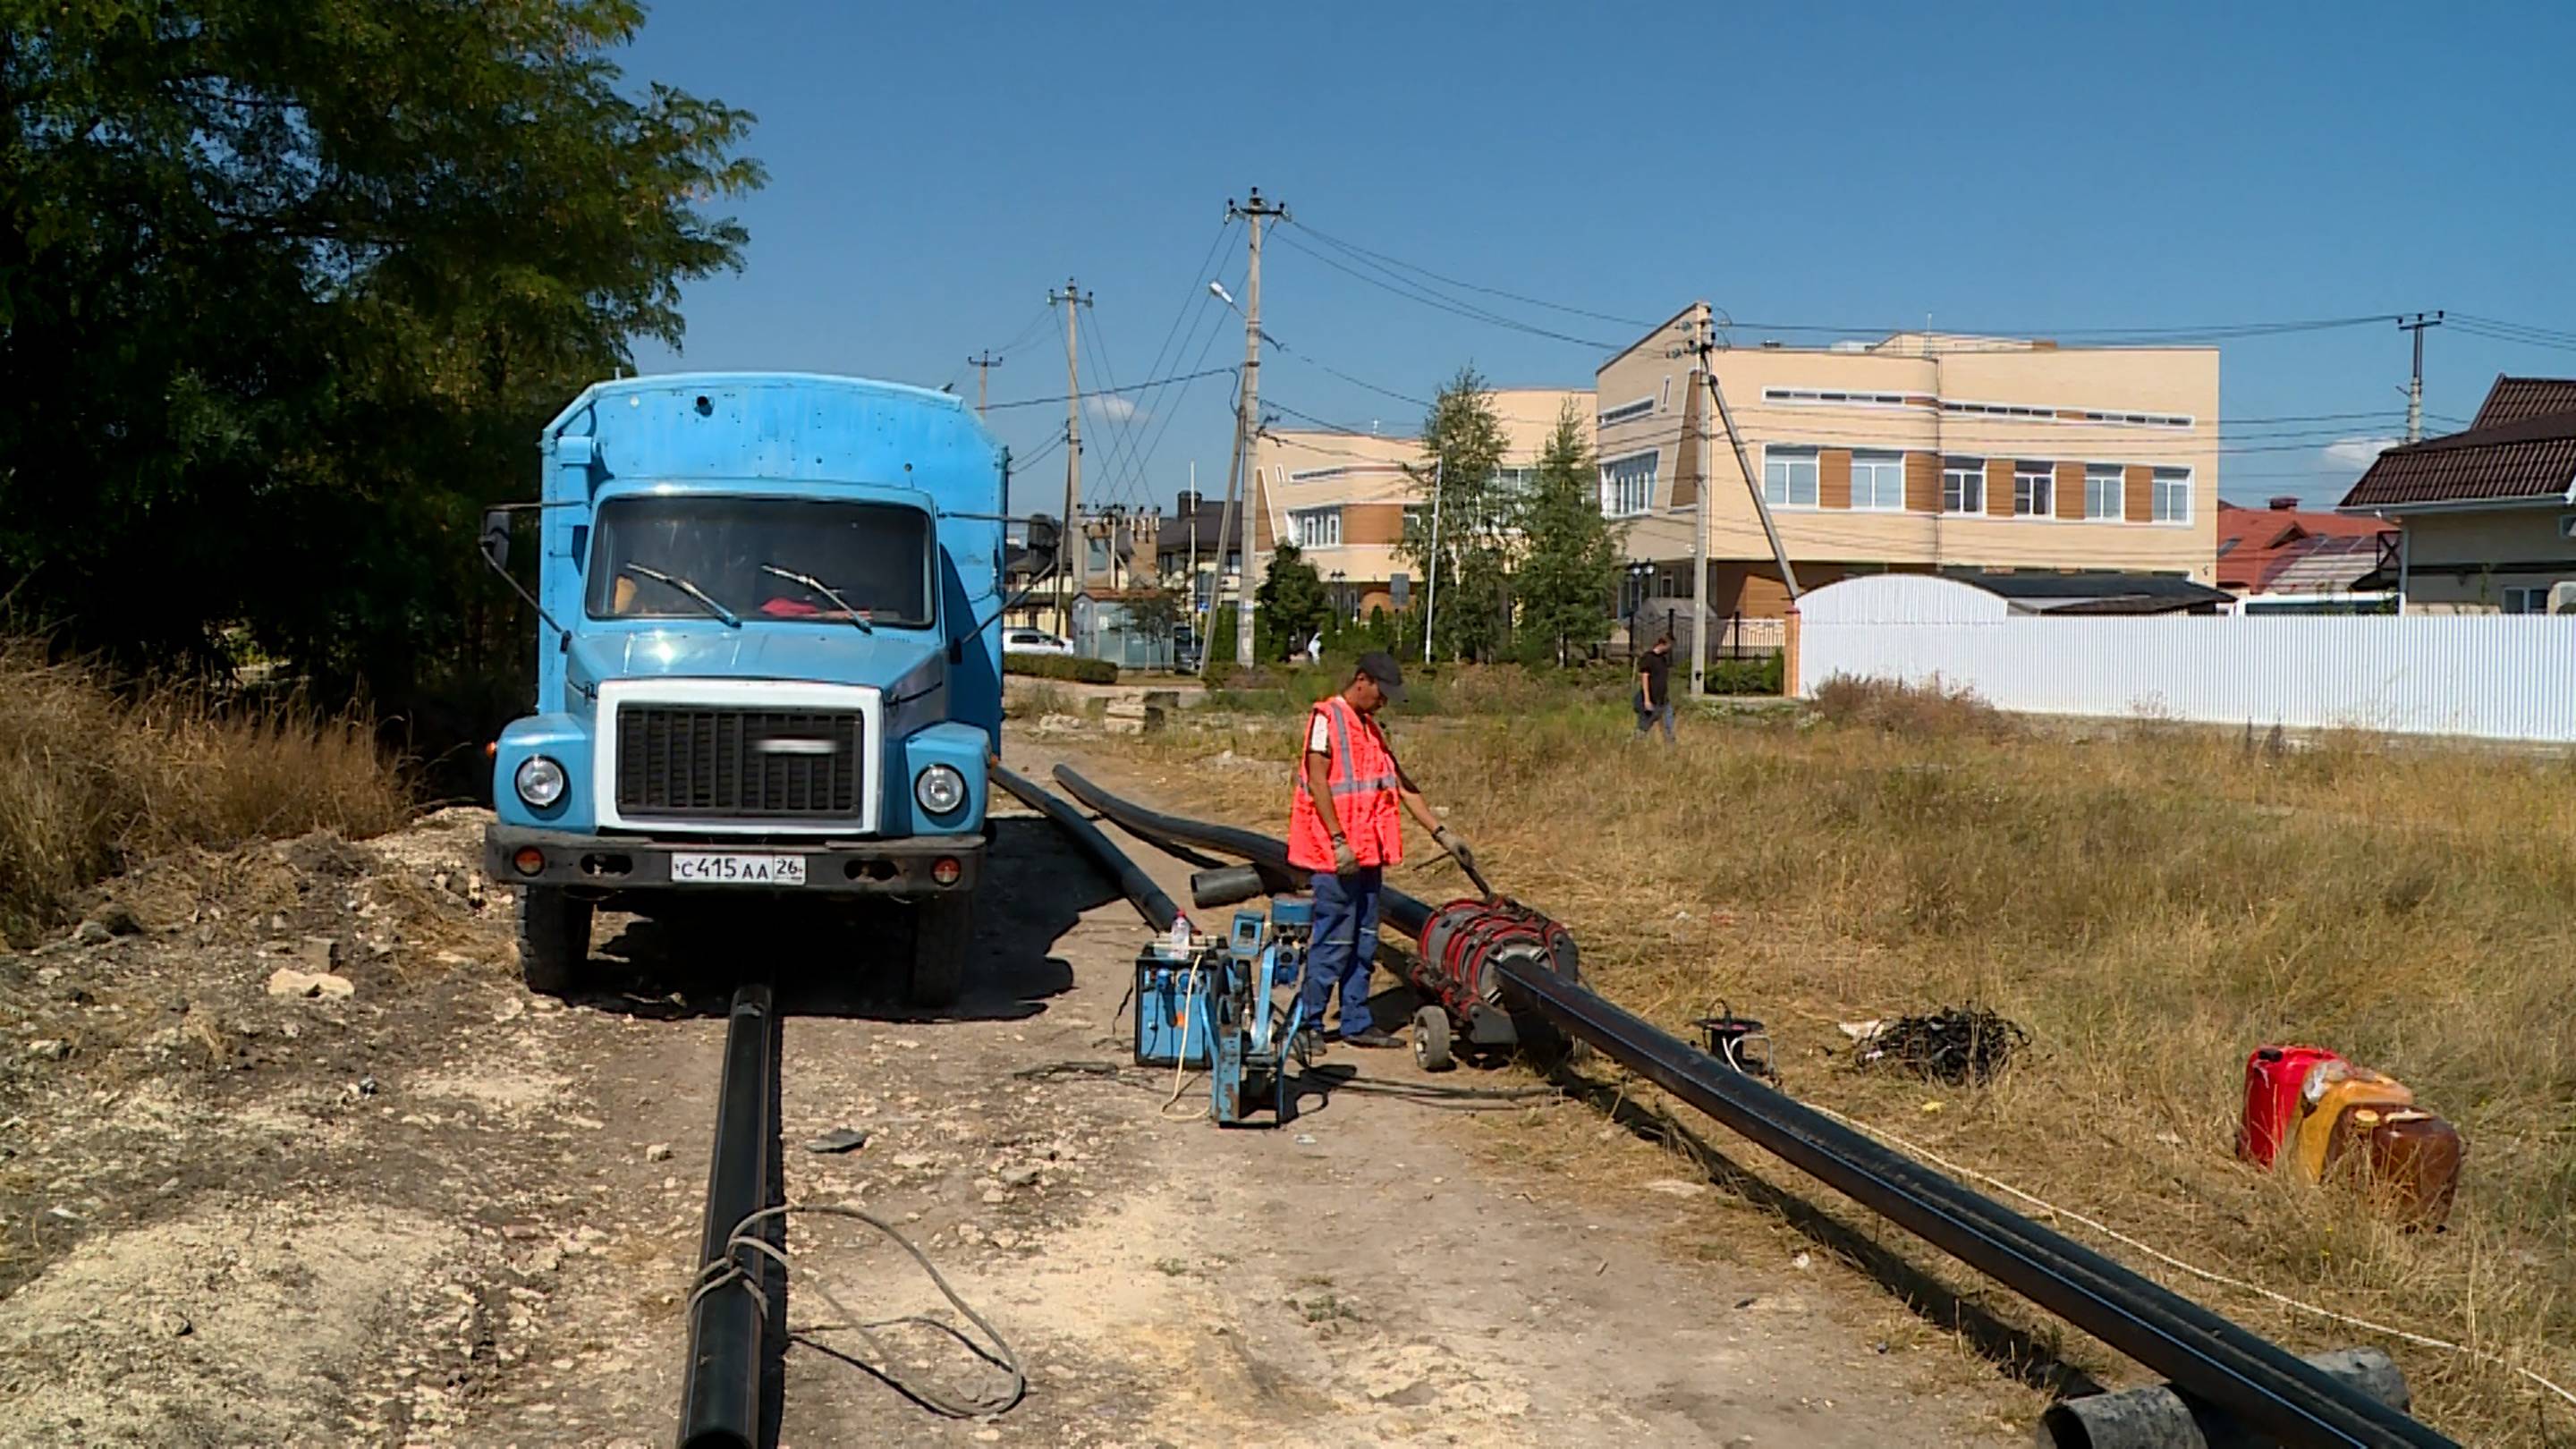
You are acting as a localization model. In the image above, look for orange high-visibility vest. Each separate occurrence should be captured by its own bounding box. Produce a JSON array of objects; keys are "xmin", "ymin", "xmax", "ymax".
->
[{"xmin": 1287, "ymin": 694, "xmax": 1405, "ymax": 871}]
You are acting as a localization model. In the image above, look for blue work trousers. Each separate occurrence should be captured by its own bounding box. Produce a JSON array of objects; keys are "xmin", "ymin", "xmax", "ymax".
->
[{"xmin": 1301, "ymin": 867, "xmax": 1384, "ymax": 1038}]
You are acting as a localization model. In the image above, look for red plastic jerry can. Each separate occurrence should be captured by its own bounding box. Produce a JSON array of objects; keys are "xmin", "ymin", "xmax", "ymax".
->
[{"xmin": 2239, "ymin": 1045, "xmax": 2342, "ymax": 1167}]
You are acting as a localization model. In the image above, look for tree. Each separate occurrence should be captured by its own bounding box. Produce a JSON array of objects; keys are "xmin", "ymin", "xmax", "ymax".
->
[
  {"xmin": 1513, "ymin": 401, "xmax": 1627, "ymax": 666},
  {"xmin": 0, "ymin": 0, "xmax": 761, "ymax": 717},
  {"xmin": 1399, "ymin": 367, "xmax": 1513, "ymax": 662},
  {"xmin": 1253, "ymin": 541, "xmax": 1328, "ymax": 662}
]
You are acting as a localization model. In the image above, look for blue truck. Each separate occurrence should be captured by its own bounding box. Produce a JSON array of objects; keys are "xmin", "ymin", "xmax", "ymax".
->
[{"xmin": 476, "ymin": 373, "xmax": 1021, "ymax": 1006}]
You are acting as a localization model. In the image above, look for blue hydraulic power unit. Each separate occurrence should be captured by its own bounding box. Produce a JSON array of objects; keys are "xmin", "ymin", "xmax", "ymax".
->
[{"xmin": 1131, "ymin": 899, "xmax": 1312, "ymax": 1126}]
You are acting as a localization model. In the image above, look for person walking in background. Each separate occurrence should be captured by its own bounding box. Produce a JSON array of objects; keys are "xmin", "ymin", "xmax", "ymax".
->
[
  {"xmin": 1286, "ymin": 651, "xmax": 1476, "ymax": 1050},
  {"xmin": 1632, "ymin": 632, "xmax": 1675, "ymax": 744}
]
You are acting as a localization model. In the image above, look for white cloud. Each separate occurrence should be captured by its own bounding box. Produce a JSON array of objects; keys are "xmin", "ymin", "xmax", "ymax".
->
[
  {"xmin": 2320, "ymin": 436, "xmax": 2401, "ymax": 471},
  {"xmin": 1085, "ymin": 394, "xmax": 1144, "ymax": 424}
]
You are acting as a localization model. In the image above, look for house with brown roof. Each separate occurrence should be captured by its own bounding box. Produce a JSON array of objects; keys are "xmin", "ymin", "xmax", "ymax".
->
[
  {"xmin": 2215, "ymin": 498, "xmax": 2394, "ymax": 612},
  {"xmin": 2337, "ymin": 376, "xmax": 2576, "ymax": 613}
]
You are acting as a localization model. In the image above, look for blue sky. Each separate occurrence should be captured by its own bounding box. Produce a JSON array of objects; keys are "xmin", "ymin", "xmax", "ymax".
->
[{"xmin": 616, "ymin": 1, "xmax": 2576, "ymax": 511}]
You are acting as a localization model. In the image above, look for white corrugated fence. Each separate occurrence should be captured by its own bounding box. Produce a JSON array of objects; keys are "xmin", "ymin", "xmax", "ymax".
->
[{"xmin": 1795, "ymin": 575, "xmax": 2576, "ymax": 744}]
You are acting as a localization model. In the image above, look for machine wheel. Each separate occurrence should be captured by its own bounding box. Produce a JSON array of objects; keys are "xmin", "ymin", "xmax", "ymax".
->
[
  {"xmin": 1411, "ymin": 1004, "xmax": 1456, "ymax": 1073},
  {"xmin": 516, "ymin": 886, "xmax": 592, "ymax": 998},
  {"xmin": 904, "ymin": 895, "xmax": 973, "ymax": 1010}
]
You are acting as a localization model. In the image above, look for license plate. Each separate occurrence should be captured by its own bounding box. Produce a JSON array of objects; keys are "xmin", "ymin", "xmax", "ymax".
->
[{"xmin": 671, "ymin": 852, "xmax": 808, "ymax": 886}]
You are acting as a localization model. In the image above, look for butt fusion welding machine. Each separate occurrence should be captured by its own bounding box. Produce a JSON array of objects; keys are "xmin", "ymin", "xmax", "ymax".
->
[
  {"xmin": 1132, "ymin": 866, "xmax": 1312, "ymax": 1127},
  {"xmin": 1155, "ymin": 860, "xmax": 1585, "ymax": 1086}
]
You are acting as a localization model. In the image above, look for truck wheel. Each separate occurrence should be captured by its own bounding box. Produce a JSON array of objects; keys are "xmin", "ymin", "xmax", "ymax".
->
[
  {"xmin": 905, "ymin": 895, "xmax": 973, "ymax": 1010},
  {"xmin": 517, "ymin": 886, "xmax": 593, "ymax": 997}
]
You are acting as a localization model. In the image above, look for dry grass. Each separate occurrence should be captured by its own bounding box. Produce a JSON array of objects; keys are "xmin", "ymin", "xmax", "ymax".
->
[
  {"xmin": 1142, "ymin": 683, "xmax": 2576, "ymax": 1443},
  {"xmin": 0, "ymin": 637, "xmax": 407, "ymax": 945}
]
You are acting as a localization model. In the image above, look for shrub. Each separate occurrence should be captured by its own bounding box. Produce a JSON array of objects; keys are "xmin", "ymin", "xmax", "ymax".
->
[
  {"xmin": 0, "ymin": 637, "xmax": 408, "ymax": 944},
  {"xmin": 1808, "ymin": 674, "xmax": 2012, "ymax": 738},
  {"xmin": 1003, "ymin": 652, "xmax": 1116, "ymax": 684},
  {"xmin": 1703, "ymin": 654, "xmax": 1784, "ymax": 696},
  {"xmin": 1205, "ymin": 604, "xmax": 1240, "ymax": 675}
]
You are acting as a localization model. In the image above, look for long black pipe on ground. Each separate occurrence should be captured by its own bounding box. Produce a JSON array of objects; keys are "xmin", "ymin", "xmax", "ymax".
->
[
  {"xmin": 678, "ymin": 982, "xmax": 777, "ymax": 1449},
  {"xmin": 1046, "ymin": 766, "xmax": 2454, "ymax": 1449},
  {"xmin": 992, "ymin": 763, "xmax": 1184, "ymax": 931}
]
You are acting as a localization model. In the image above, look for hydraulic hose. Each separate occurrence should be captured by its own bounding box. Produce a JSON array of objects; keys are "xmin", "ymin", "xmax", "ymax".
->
[{"xmin": 1045, "ymin": 766, "xmax": 2455, "ymax": 1449}]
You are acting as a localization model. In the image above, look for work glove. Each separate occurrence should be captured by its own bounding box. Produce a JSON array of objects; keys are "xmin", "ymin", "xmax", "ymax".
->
[
  {"xmin": 1433, "ymin": 826, "xmax": 1475, "ymax": 873},
  {"xmin": 1331, "ymin": 839, "xmax": 1360, "ymax": 877}
]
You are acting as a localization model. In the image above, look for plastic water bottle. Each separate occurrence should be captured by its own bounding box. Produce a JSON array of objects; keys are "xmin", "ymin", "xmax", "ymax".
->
[{"xmin": 1165, "ymin": 913, "xmax": 1193, "ymax": 959}]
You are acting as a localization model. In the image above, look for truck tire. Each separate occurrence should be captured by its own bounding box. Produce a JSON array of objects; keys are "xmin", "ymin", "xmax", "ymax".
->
[
  {"xmin": 517, "ymin": 886, "xmax": 593, "ymax": 997},
  {"xmin": 905, "ymin": 895, "xmax": 973, "ymax": 1010}
]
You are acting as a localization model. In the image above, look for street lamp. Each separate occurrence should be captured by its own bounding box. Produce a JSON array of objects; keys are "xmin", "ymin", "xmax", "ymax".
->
[
  {"xmin": 1328, "ymin": 569, "xmax": 1346, "ymax": 621},
  {"xmin": 1626, "ymin": 563, "xmax": 1655, "ymax": 648}
]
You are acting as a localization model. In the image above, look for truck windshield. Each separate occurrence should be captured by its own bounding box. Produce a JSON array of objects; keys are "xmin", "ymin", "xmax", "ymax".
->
[{"xmin": 586, "ymin": 496, "xmax": 934, "ymax": 627}]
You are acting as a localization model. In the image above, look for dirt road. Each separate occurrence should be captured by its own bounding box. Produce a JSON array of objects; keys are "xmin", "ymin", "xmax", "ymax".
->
[{"xmin": 0, "ymin": 724, "xmax": 2033, "ymax": 1446}]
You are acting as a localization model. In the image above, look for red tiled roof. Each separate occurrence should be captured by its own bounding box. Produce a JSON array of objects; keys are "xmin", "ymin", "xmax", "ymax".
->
[
  {"xmin": 2338, "ymin": 376, "xmax": 2576, "ymax": 509},
  {"xmin": 2471, "ymin": 376, "xmax": 2576, "ymax": 429},
  {"xmin": 2215, "ymin": 502, "xmax": 2389, "ymax": 592}
]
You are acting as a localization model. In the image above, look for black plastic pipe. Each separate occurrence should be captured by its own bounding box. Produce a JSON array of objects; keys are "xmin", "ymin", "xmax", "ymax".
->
[
  {"xmin": 993, "ymin": 763, "xmax": 1185, "ymax": 931},
  {"xmin": 1046, "ymin": 766, "xmax": 2454, "ymax": 1449},
  {"xmin": 678, "ymin": 982, "xmax": 776, "ymax": 1449}
]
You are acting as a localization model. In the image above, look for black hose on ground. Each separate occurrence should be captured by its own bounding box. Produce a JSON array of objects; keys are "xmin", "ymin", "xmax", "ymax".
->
[
  {"xmin": 1043, "ymin": 765, "xmax": 2456, "ymax": 1449},
  {"xmin": 991, "ymin": 763, "xmax": 1184, "ymax": 932}
]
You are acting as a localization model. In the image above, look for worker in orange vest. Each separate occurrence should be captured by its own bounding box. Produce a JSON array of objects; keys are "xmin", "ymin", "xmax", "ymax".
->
[{"xmin": 1287, "ymin": 652, "xmax": 1476, "ymax": 1049}]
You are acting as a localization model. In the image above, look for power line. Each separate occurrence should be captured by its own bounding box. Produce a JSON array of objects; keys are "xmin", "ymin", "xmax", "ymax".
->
[
  {"xmin": 1286, "ymin": 219, "xmax": 1659, "ymax": 330},
  {"xmin": 1126, "ymin": 253, "xmax": 1243, "ymax": 504},
  {"xmin": 1268, "ymin": 226, "xmax": 1624, "ymax": 350},
  {"xmin": 983, "ymin": 365, "xmax": 1237, "ymax": 411},
  {"xmin": 1281, "ymin": 221, "xmax": 2421, "ymax": 359},
  {"xmin": 1095, "ymin": 217, "xmax": 1241, "ymax": 502}
]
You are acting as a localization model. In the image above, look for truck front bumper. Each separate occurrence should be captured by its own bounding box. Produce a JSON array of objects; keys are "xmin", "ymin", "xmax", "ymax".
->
[{"xmin": 483, "ymin": 824, "xmax": 984, "ymax": 895}]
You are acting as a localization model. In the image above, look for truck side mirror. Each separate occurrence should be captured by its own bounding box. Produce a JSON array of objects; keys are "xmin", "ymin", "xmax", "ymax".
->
[{"xmin": 479, "ymin": 508, "xmax": 512, "ymax": 571}]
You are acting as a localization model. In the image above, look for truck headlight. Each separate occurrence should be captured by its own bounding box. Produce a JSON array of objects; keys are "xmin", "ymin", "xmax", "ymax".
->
[
  {"xmin": 914, "ymin": 764, "xmax": 966, "ymax": 816},
  {"xmin": 514, "ymin": 756, "xmax": 567, "ymax": 809}
]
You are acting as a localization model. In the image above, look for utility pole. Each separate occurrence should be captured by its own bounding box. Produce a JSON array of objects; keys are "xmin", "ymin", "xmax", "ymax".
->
[
  {"xmin": 1685, "ymin": 310, "xmax": 1797, "ymax": 699},
  {"xmin": 1211, "ymin": 186, "xmax": 1287, "ymax": 674},
  {"xmin": 1419, "ymin": 459, "xmax": 1444, "ymax": 665},
  {"xmin": 1049, "ymin": 278, "xmax": 1092, "ymax": 639},
  {"xmin": 966, "ymin": 351, "xmax": 1004, "ymax": 418},
  {"xmin": 2397, "ymin": 312, "xmax": 2444, "ymax": 443}
]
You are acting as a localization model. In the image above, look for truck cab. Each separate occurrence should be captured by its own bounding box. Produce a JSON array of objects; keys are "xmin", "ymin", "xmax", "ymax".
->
[{"xmin": 480, "ymin": 373, "xmax": 1008, "ymax": 1006}]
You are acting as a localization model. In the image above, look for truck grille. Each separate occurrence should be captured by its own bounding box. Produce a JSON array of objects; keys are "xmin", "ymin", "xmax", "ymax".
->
[{"xmin": 614, "ymin": 707, "xmax": 863, "ymax": 820}]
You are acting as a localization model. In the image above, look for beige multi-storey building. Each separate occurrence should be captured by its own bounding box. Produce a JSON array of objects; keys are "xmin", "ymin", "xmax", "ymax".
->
[
  {"xmin": 1249, "ymin": 387, "xmax": 1589, "ymax": 619},
  {"xmin": 1598, "ymin": 302, "xmax": 2219, "ymax": 626}
]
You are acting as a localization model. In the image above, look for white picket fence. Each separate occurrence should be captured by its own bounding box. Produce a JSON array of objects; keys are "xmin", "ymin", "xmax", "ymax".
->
[{"xmin": 1795, "ymin": 575, "xmax": 2576, "ymax": 744}]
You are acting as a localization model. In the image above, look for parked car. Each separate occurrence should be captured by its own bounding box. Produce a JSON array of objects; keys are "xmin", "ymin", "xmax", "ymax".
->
[{"xmin": 1004, "ymin": 628, "xmax": 1073, "ymax": 657}]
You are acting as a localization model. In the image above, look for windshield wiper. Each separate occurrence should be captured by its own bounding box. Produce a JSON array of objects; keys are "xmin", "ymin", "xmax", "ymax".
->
[
  {"xmin": 759, "ymin": 564, "xmax": 876, "ymax": 634},
  {"xmin": 620, "ymin": 563, "xmax": 741, "ymax": 628}
]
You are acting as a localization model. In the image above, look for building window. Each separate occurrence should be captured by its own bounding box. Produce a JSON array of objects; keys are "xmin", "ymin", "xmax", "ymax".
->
[
  {"xmin": 1287, "ymin": 466, "xmax": 1348, "ymax": 483},
  {"xmin": 2151, "ymin": 467, "xmax": 2192, "ymax": 523},
  {"xmin": 1943, "ymin": 456, "xmax": 1985, "ymax": 514},
  {"xmin": 1600, "ymin": 451, "xmax": 1657, "ymax": 518},
  {"xmin": 2075, "ymin": 409, "xmax": 2194, "ymax": 429},
  {"xmin": 2013, "ymin": 462, "xmax": 2054, "ymax": 517},
  {"xmin": 1291, "ymin": 507, "xmax": 1342, "ymax": 549},
  {"xmin": 1660, "ymin": 376, "xmax": 1673, "ymax": 411},
  {"xmin": 2084, "ymin": 464, "xmax": 2124, "ymax": 521},
  {"xmin": 1597, "ymin": 396, "xmax": 1656, "ymax": 428},
  {"xmin": 1852, "ymin": 451, "xmax": 1905, "ymax": 511},
  {"xmin": 1764, "ymin": 387, "xmax": 1909, "ymax": 409},
  {"xmin": 2502, "ymin": 584, "xmax": 2563, "ymax": 614},
  {"xmin": 1763, "ymin": 445, "xmax": 1820, "ymax": 508}
]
